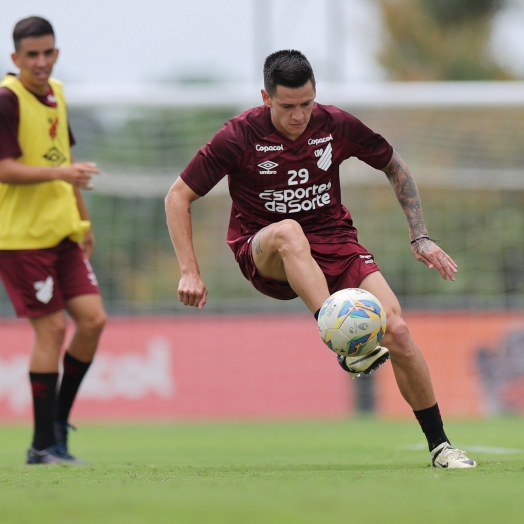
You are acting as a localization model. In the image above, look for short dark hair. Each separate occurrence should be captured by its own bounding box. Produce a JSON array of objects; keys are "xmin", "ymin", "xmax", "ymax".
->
[
  {"xmin": 13, "ymin": 16, "xmax": 54, "ymax": 51},
  {"xmin": 263, "ymin": 50, "xmax": 316, "ymax": 96}
]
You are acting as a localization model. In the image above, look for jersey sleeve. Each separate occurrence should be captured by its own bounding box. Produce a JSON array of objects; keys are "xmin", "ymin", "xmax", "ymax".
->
[
  {"xmin": 180, "ymin": 118, "xmax": 246, "ymax": 197},
  {"xmin": 0, "ymin": 87, "xmax": 23, "ymax": 160},
  {"xmin": 329, "ymin": 106, "xmax": 393, "ymax": 170}
]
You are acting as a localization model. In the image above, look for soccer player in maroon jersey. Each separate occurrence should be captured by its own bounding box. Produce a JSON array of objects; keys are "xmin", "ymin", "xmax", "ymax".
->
[{"xmin": 165, "ymin": 50, "xmax": 476, "ymax": 468}]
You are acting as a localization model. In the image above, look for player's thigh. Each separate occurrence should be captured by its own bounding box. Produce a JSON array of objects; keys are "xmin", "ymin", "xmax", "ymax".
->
[
  {"xmin": 359, "ymin": 271, "xmax": 403, "ymax": 320},
  {"xmin": 251, "ymin": 220, "xmax": 307, "ymax": 281}
]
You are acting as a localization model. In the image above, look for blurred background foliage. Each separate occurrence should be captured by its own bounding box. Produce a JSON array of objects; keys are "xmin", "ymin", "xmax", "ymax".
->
[
  {"xmin": 70, "ymin": 107, "xmax": 236, "ymax": 170},
  {"xmin": 376, "ymin": 0, "xmax": 513, "ymax": 80}
]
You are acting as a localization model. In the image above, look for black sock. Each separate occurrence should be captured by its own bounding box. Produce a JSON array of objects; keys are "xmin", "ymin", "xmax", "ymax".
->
[
  {"xmin": 314, "ymin": 309, "xmax": 320, "ymax": 320},
  {"xmin": 55, "ymin": 352, "xmax": 92, "ymax": 424},
  {"xmin": 30, "ymin": 372, "xmax": 59, "ymax": 450},
  {"xmin": 413, "ymin": 403, "xmax": 450, "ymax": 452}
]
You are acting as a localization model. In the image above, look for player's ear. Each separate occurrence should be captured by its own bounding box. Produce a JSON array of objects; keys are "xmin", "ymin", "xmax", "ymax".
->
[
  {"xmin": 11, "ymin": 52, "xmax": 19, "ymax": 68},
  {"xmin": 261, "ymin": 89, "xmax": 271, "ymax": 107}
]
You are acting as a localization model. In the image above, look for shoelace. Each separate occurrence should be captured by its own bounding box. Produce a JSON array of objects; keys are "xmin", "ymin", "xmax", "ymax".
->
[
  {"xmin": 52, "ymin": 441, "xmax": 75, "ymax": 459},
  {"xmin": 445, "ymin": 447, "xmax": 469, "ymax": 460}
]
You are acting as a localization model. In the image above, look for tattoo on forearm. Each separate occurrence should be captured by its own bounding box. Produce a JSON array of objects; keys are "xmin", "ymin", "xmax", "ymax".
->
[
  {"xmin": 383, "ymin": 150, "xmax": 427, "ymax": 237},
  {"xmin": 187, "ymin": 207, "xmax": 191, "ymax": 214}
]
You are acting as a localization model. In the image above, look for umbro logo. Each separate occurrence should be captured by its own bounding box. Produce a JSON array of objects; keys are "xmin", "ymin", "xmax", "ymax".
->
[
  {"xmin": 258, "ymin": 160, "xmax": 278, "ymax": 174},
  {"xmin": 31, "ymin": 381, "xmax": 50, "ymax": 398},
  {"xmin": 34, "ymin": 276, "xmax": 54, "ymax": 304},
  {"xmin": 258, "ymin": 160, "xmax": 278, "ymax": 170},
  {"xmin": 317, "ymin": 142, "xmax": 332, "ymax": 171},
  {"xmin": 43, "ymin": 146, "xmax": 66, "ymax": 166}
]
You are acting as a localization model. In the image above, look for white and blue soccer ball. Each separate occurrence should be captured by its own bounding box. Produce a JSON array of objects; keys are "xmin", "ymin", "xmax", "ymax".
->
[{"xmin": 318, "ymin": 288, "xmax": 387, "ymax": 357}]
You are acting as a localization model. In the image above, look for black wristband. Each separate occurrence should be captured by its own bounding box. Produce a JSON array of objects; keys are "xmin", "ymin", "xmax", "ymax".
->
[{"xmin": 410, "ymin": 235, "xmax": 430, "ymax": 245}]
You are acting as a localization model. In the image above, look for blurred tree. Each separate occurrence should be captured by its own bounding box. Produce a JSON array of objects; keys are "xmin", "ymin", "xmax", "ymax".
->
[{"xmin": 376, "ymin": 0, "xmax": 513, "ymax": 80}]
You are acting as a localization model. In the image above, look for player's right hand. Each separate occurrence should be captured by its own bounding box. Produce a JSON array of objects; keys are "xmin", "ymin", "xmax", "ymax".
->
[
  {"xmin": 59, "ymin": 162, "xmax": 100, "ymax": 189},
  {"xmin": 178, "ymin": 274, "xmax": 208, "ymax": 310}
]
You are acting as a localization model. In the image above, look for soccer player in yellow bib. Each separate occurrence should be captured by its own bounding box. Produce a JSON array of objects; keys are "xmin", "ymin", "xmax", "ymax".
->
[{"xmin": 0, "ymin": 17, "xmax": 106, "ymax": 464}]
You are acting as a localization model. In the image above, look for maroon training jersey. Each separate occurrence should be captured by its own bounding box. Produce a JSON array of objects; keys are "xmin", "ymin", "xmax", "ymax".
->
[{"xmin": 180, "ymin": 102, "xmax": 393, "ymax": 256}]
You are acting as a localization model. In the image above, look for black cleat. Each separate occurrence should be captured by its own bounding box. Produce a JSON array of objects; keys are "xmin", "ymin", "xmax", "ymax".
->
[
  {"xmin": 26, "ymin": 446, "xmax": 63, "ymax": 465},
  {"xmin": 54, "ymin": 422, "xmax": 88, "ymax": 465}
]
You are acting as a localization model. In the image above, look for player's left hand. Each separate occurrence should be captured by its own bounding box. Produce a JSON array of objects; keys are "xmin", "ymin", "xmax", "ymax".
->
[
  {"xmin": 411, "ymin": 238, "xmax": 457, "ymax": 281},
  {"xmin": 81, "ymin": 229, "xmax": 96, "ymax": 260}
]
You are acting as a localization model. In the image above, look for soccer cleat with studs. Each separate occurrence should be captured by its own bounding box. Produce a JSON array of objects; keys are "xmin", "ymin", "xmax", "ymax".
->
[
  {"xmin": 337, "ymin": 345, "xmax": 390, "ymax": 378},
  {"xmin": 53, "ymin": 422, "xmax": 88, "ymax": 465},
  {"xmin": 431, "ymin": 442, "xmax": 476, "ymax": 469},
  {"xmin": 26, "ymin": 446, "xmax": 63, "ymax": 465}
]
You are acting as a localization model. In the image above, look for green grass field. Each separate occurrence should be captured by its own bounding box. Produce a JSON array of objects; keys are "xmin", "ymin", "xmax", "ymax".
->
[{"xmin": 1, "ymin": 417, "xmax": 523, "ymax": 523}]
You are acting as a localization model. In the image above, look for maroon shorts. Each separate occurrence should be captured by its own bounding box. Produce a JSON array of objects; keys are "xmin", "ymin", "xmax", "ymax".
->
[
  {"xmin": 0, "ymin": 239, "xmax": 100, "ymax": 318},
  {"xmin": 236, "ymin": 235, "xmax": 380, "ymax": 301}
]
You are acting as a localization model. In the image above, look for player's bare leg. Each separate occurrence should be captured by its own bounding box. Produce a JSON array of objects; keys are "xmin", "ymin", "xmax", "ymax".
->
[
  {"xmin": 359, "ymin": 271, "xmax": 436, "ymax": 410},
  {"xmin": 51, "ymin": 294, "xmax": 106, "ymax": 464},
  {"xmin": 26, "ymin": 311, "xmax": 67, "ymax": 463},
  {"xmin": 252, "ymin": 219, "xmax": 329, "ymax": 313},
  {"xmin": 358, "ymin": 271, "xmax": 475, "ymax": 467},
  {"xmin": 65, "ymin": 294, "xmax": 106, "ymax": 363},
  {"xmin": 29, "ymin": 311, "xmax": 67, "ymax": 372}
]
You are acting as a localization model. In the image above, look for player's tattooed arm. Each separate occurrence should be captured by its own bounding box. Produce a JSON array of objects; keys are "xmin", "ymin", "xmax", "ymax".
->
[
  {"xmin": 382, "ymin": 149, "xmax": 427, "ymax": 240},
  {"xmin": 382, "ymin": 149, "xmax": 458, "ymax": 280}
]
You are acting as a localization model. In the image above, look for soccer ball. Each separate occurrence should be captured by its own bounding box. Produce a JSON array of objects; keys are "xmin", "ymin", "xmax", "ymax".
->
[{"xmin": 317, "ymin": 288, "xmax": 387, "ymax": 357}]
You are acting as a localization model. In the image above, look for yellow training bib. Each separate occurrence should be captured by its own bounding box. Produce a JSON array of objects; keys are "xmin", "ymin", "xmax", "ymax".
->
[{"xmin": 0, "ymin": 75, "xmax": 90, "ymax": 249}]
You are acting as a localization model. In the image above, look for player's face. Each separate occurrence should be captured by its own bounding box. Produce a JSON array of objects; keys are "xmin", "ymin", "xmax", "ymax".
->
[
  {"xmin": 11, "ymin": 35, "xmax": 59, "ymax": 95},
  {"xmin": 262, "ymin": 81, "xmax": 316, "ymax": 140}
]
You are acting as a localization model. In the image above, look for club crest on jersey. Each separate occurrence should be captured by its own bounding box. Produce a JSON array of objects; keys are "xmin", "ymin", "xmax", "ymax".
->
[
  {"xmin": 316, "ymin": 142, "xmax": 333, "ymax": 171},
  {"xmin": 48, "ymin": 117, "xmax": 59, "ymax": 139},
  {"xmin": 258, "ymin": 160, "xmax": 278, "ymax": 174}
]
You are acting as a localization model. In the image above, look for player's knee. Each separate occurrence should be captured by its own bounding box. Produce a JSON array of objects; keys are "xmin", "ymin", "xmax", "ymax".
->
[
  {"xmin": 77, "ymin": 309, "xmax": 107, "ymax": 337},
  {"xmin": 272, "ymin": 219, "xmax": 308, "ymax": 254},
  {"xmin": 382, "ymin": 316, "xmax": 414, "ymax": 356},
  {"xmin": 38, "ymin": 315, "xmax": 67, "ymax": 347}
]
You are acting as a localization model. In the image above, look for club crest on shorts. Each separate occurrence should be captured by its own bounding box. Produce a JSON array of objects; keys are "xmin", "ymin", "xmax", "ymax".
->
[{"xmin": 34, "ymin": 276, "xmax": 54, "ymax": 304}]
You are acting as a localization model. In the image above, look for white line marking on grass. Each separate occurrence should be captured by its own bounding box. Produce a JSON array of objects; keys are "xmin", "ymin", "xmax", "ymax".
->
[
  {"xmin": 401, "ymin": 443, "xmax": 522, "ymax": 454},
  {"xmin": 401, "ymin": 443, "xmax": 427, "ymax": 451},
  {"xmin": 463, "ymin": 446, "xmax": 522, "ymax": 455}
]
